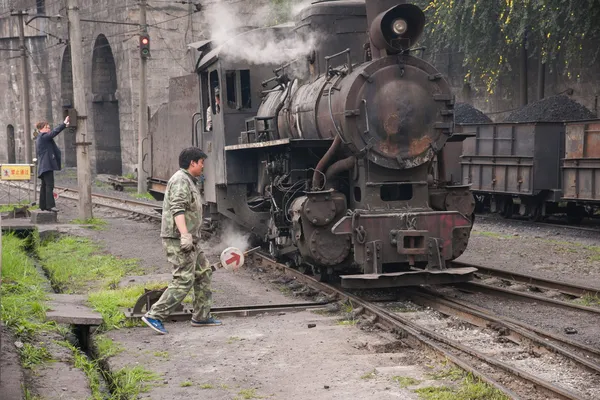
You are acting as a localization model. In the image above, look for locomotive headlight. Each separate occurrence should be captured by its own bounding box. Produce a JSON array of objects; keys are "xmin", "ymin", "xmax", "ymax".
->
[{"xmin": 392, "ymin": 18, "xmax": 408, "ymax": 35}]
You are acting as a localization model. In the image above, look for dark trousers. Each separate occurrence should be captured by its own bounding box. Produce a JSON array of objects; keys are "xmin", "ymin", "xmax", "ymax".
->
[{"xmin": 39, "ymin": 171, "xmax": 56, "ymax": 211}]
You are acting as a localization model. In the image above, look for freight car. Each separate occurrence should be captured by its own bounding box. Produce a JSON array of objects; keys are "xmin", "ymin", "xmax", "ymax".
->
[
  {"xmin": 148, "ymin": 0, "xmax": 477, "ymax": 288},
  {"xmin": 453, "ymin": 119, "xmax": 600, "ymax": 223}
]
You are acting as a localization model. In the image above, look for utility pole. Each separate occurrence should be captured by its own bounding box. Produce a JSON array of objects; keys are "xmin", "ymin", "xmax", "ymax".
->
[
  {"xmin": 12, "ymin": 10, "xmax": 32, "ymax": 164},
  {"xmin": 67, "ymin": 0, "xmax": 93, "ymax": 220},
  {"xmin": 137, "ymin": 0, "xmax": 148, "ymax": 193}
]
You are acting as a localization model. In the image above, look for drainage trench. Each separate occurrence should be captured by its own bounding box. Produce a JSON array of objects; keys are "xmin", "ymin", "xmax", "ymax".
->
[{"xmin": 24, "ymin": 232, "xmax": 115, "ymax": 397}]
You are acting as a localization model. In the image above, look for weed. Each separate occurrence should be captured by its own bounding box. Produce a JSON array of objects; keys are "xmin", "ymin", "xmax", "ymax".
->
[
  {"xmin": 123, "ymin": 173, "xmax": 136, "ymax": 180},
  {"xmin": 474, "ymin": 231, "xmax": 514, "ymax": 239},
  {"xmin": 236, "ymin": 388, "xmax": 263, "ymax": 399},
  {"xmin": 38, "ymin": 236, "xmax": 141, "ymax": 293},
  {"xmin": 110, "ymin": 366, "xmax": 160, "ymax": 399},
  {"xmin": 574, "ymin": 293, "xmax": 600, "ymax": 307},
  {"xmin": 95, "ymin": 335, "xmax": 125, "ymax": 360},
  {"xmin": 201, "ymin": 383, "xmax": 215, "ymax": 389},
  {"xmin": 227, "ymin": 336, "xmax": 242, "ymax": 344},
  {"xmin": 180, "ymin": 381, "xmax": 193, "ymax": 387},
  {"xmin": 19, "ymin": 343, "xmax": 53, "ymax": 369},
  {"xmin": 336, "ymin": 319, "xmax": 357, "ymax": 326},
  {"xmin": 61, "ymin": 341, "xmax": 104, "ymax": 399},
  {"xmin": 153, "ymin": 351, "xmax": 169, "ymax": 359},
  {"xmin": 132, "ymin": 192, "xmax": 155, "ymax": 201},
  {"xmin": 87, "ymin": 281, "xmax": 167, "ymax": 331},
  {"xmin": 417, "ymin": 370, "xmax": 508, "ymax": 400},
  {"xmin": 427, "ymin": 366, "xmax": 464, "ymax": 381},
  {"xmin": 22, "ymin": 385, "xmax": 42, "ymax": 400},
  {"xmin": 341, "ymin": 299, "xmax": 355, "ymax": 314},
  {"xmin": 361, "ymin": 370, "xmax": 377, "ymax": 380},
  {"xmin": 70, "ymin": 217, "xmax": 108, "ymax": 231},
  {"xmin": 278, "ymin": 286, "xmax": 291, "ymax": 295},
  {"xmin": 393, "ymin": 376, "xmax": 421, "ymax": 388}
]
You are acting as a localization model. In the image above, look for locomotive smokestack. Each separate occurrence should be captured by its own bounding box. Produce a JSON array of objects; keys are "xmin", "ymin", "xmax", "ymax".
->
[{"xmin": 366, "ymin": 0, "xmax": 425, "ymax": 59}]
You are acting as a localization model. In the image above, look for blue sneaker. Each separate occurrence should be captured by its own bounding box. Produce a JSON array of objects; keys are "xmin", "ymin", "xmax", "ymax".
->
[
  {"xmin": 191, "ymin": 317, "xmax": 222, "ymax": 327},
  {"xmin": 141, "ymin": 316, "xmax": 168, "ymax": 335}
]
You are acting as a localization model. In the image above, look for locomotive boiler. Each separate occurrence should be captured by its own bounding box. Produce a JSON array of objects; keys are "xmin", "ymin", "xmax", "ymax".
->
[{"xmin": 149, "ymin": 0, "xmax": 476, "ymax": 288}]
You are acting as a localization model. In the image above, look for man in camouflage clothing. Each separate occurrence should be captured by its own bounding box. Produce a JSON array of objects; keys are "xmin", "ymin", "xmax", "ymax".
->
[{"xmin": 142, "ymin": 147, "xmax": 221, "ymax": 335}]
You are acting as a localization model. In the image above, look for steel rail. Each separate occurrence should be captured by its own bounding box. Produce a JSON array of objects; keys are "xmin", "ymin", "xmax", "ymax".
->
[
  {"xmin": 475, "ymin": 213, "xmax": 600, "ymax": 233},
  {"xmin": 249, "ymin": 251, "xmax": 584, "ymax": 400},
  {"xmin": 415, "ymin": 288, "xmax": 600, "ymax": 365},
  {"xmin": 409, "ymin": 289, "xmax": 600, "ymax": 376},
  {"xmin": 456, "ymin": 281, "xmax": 600, "ymax": 316},
  {"xmin": 452, "ymin": 261, "xmax": 600, "ymax": 297},
  {"xmin": 53, "ymin": 185, "xmax": 160, "ymax": 210}
]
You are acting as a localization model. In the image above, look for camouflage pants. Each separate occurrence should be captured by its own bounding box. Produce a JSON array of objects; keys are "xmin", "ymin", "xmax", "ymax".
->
[{"xmin": 146, "ymin": 238, "xmax": 213, "ymax": 322}]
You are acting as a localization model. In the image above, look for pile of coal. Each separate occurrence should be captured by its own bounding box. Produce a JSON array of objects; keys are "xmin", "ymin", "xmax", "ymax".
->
[
  {"xmin": 454, "ymin": 102, "xmax": 492, "ymax": 124},
  {"xmin": 505, "ymin": 95, "xmax": 596, "ymax": 123}
]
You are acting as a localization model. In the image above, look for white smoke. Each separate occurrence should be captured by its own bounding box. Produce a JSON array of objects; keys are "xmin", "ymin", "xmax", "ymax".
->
[
  {"xmin": 201, "ymin": 0, "xmax": 318, "ymax": 71},
  {"xmin": 216, "ymin": 221, "xmax": 251, "ymax": 253}
]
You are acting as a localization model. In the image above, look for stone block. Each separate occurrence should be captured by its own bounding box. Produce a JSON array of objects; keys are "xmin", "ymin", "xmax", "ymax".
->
[{"xmin": 30, "ymin": 210, "xmax": 58, "ymax": 224}]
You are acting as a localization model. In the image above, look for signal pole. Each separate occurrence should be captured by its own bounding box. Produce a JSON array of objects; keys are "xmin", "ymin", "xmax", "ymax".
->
[
  {"xmin": 67, "ymin": 0, "xmax": 93, "ymax": 220},
  {"xmin": 137, "ymin": 0, "xmax": 148, "ymax": 193},
  {"xmin": 12, "ymin": 10, "xmax": 32, "ymax": 164}
]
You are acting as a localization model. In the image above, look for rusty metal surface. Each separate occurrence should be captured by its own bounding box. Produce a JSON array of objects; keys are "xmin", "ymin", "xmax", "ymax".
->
[
  {"xmin": 340, "ymin": 267, "xmax": 476, "ymax": 289},
  {"xmin": 461, "ymin": 123, "xmax": 563, "ymax": 195},
  {"xmin": 562, "ymin": 120, "xmax": 600, "ymax": 201}
]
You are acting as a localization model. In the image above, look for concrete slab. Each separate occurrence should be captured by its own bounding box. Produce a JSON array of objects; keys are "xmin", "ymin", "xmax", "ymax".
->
[
  {"xmin": 45, "ymin": 294, "xmax": 103, "ymax": 326},
  {"xmin": 30, "ymin": 210, "xmax": 58, "ymax": 224},
  {"xmin": 0, "ymin": 217, "xmax": 35, "ymax": 233}
]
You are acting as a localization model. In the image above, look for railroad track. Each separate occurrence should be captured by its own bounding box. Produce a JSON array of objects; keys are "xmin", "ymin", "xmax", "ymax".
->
[
  {"xmin": 248, "ymin": 251, "xmax": 599, "ymax": 400},
  {"xmin": 0, "ymin": 181, "xmax": 161, "ymax": 222},
  {"xmin": 53, "ymin": 185, "xmax": 162, "ymax": 222}
]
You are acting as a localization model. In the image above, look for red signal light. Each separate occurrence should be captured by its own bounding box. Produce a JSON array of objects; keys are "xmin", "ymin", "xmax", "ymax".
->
[{"xmin": 141, "ymin": 38, "xmax": 149, "ymax": 45}]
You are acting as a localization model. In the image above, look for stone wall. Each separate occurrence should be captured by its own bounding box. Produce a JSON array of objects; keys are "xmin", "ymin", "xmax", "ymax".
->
[{"xmin": 0, "ymin": 0, "xmax": 271, "ymax": 175}]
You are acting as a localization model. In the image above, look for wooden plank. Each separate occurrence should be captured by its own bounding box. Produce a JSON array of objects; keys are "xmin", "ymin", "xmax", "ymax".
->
[
  {"xmin": 46, "ymin": 294, "xmax": 103, "ymax": 326},
  {"xmin": 0, "ymin": 218, "xmax": 35, "ymax": 233}
]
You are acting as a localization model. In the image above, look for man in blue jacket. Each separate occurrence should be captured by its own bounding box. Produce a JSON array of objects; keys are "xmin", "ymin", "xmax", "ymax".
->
[{"xmin": 35, "ymin": 116, "xmax": 70, "ymax": 212}]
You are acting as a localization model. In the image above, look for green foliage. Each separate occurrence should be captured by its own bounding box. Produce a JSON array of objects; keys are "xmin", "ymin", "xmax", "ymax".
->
[
  {"xmin": 87, "ymin": 282, "xmax": 167, "ymax": 332},
  {"xmin": 19, "ymin": 343, "xmax": 53, "ymax": 369},
  {"xmin": 110, "ymin": 366, "xmax": 161, "ymax": 399},
  {"xmin": 59, "ymin": 341, "xmax": 104, "ymax": 400},
  {"xmin": 180, "ymin": 381, "xmax": 193, "ymax": 387},
  {"xmin": 70, "ymin": 218, "xmax": 108, "ymax": 231},
  {"xmin": 418, "ymin": 0, "xmax": 600, "ymax": 91},
  {"xmin": 417, "ymin": 368, "xmax": 509, "ymax": 400},
  {"xmin": 200, "ymin": 383, "xmax": 215, "ymax": 389},
  {"xmin": 132, "ymin": 192, "xmax": 155, "ymax": 201},
  {"xmin": 37, "ymin": 236, "xmax": 140, "ymax": 293},
  {"xmin": 94, "ymin": 335, "xmax": 125, "ymax": 360},
  {"xmin": 393, "ymin": 376, "xmax": 421, "ymax": 388}
]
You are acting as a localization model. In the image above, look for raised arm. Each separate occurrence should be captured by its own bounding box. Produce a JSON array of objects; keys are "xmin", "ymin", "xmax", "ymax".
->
[{"xmin": 48, "ymin": 116, "xmax": 70, "ymax": 138}]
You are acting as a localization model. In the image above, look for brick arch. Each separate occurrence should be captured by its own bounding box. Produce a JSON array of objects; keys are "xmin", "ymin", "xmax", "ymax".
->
[
  {"xmin": 91, "ymin": 34, "xmax": 122, "ymax": 175},
  {"xmin": 60, "ymin": 45, "xmax": 76, "ymax": 167}
]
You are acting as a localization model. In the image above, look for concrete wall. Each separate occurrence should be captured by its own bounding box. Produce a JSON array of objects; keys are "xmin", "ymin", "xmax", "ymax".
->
[{"xmin": 0, "ymin": 0, "xmax": 270, "ymax": 175}]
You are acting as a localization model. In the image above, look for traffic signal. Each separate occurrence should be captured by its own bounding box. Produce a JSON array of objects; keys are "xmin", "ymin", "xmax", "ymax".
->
[{"xmin": 140, "ymin": 34, "xmax": 150, "ymax": 59}]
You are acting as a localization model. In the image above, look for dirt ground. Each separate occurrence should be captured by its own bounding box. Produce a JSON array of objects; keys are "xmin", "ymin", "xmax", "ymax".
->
[{"xmin": 3, "ymin": 185, "xmax": 600, "ymax": 399}]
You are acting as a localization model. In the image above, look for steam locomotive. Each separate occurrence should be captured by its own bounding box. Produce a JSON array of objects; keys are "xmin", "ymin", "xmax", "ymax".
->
[{"xmin": 148, "ymin": 0, "xmax": 476, "ymax": 288}]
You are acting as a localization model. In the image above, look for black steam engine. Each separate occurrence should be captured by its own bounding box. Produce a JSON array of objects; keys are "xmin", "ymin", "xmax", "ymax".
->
[{"xmin": 149, "ymin": 0, "xmax": 476, "ymax": 288}]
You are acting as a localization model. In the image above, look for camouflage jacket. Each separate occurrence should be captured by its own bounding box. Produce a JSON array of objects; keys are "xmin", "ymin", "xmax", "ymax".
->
[{"xmin": 160, "ymin": 169, "xmax": 203, "ymax": 239}]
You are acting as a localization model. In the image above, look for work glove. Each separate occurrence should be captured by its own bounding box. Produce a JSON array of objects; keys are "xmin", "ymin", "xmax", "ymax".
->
[{"xmin": 180, "ymin": 233, "xmax": 194, "ymax": 252}]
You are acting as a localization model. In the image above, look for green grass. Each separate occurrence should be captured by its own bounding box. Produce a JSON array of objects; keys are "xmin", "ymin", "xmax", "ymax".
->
[
  {"xmin": 132, "ymin": 192, "xmax": 155, "ymax": 201},
  {"xmin": 37, "ymin": 236, "xmax": 141, "ymax": 293},
  {"xmin": 109, "ymin": 366, "xmax": 161, "ymax": 399},
  {"xmin": 180, "ymin": 381, "xmax": 193, "ymax": 387},
  {"xmin": 87, "ymin": 282, "xmax": 167, "ymax": 332},
  {"xmin": 236, "ymin": 388, "xmax": 263, "ymax": 399},
  {"xmin": 94, "ymin": 335, "xmax": 125, "ymax": 360},
  {"xmin": 427, "ymin": 366, "xmax": 465, "ymax": 381},
  {"xmin": 59, "ymin": 341, "xmax": 104, "ymax": 400},
  {"xmin": 19, "ymin": 342, "xmax": 53, "ymax": 369},
  {"xmin": 336, "ymin": 319, "xmax": 357, "ymax": 326},
  {"xmin": 200, "ymin": 383, "xmax": 215, "ymax": 389},
  {"xmin": 1, "ymin": 234, "xmax": 58, "ymax": 370},
  {"xmin": 415, "ymin": 373, "xmax": 508, "ymax": 400},
  {"xmin": 123, "ymin": 173, "xmax": 136, "ymax": 180},
  {"xmin": 361, "ymin": 370, "xmax": 377, "ymax": 380},
  {"xmin": 70, "ymin": 217, "xmax": 108, "ymax": 231},
  {"xmin": 574, "ymin": 293, "xmax": 600, "ymax": 307},
  {"xmin": 473, "ymin": 231, "xmax": 514, "ymax": 239},
  {"xmin": 153, "ymin": 351, "xmax": 169, "ymax": 360},
  {"xmin": 227, "ymin": 336, "xmax": 242, "ymax": 344},
  {"xmin": 393, "ymin": 376, "xmax": 421, "ymax": 388}
]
